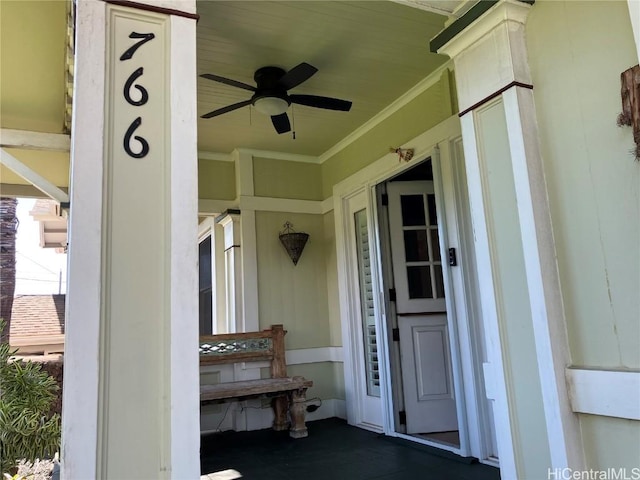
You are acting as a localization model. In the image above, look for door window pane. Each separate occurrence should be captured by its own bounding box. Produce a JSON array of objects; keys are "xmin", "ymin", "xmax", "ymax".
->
[
  {"xmin": 430, "ymin": 228, "xmax": 441, "ymax": 262},
  {"xmin": 404, "ymin": 230, "xmax": 429, "ymax": 261},
  {"xmin": 427, "ymin": 194, "xmax": 438, "ymax": 226},
  {"xmin": 407, "ymin": 265, "xmax": 433, "ymax": 299},
  {"xmin": 400, "ymin": 195, "xmax": 426, "ymax": 226},
  {"xmin": 199, "ymin": 236, "xmax": 213, "ymax": 335}
]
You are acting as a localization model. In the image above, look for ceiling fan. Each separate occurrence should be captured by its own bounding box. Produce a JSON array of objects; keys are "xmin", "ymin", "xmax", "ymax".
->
[{"xmin": 200, "ymin": 62, "xmax": 352, "ymax": 134}]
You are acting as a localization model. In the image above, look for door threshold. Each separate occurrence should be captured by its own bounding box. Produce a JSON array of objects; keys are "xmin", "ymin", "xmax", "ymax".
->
[{"xmin": 390, "ymin": 431, "xmax": 468, "ymax": 459}]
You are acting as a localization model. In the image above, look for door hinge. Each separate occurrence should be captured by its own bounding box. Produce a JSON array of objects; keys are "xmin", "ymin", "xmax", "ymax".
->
[
  {"xmin": 388, "ymin": 288, "xmax": 396, "ymax": 302},
  {"xmin": 392, "ymin": 328, "xmax": 400, "ymax": 342},
  {"xmin": 398, "ymin": 410, "xmax": 407, "ymax": 425},
  {"xmin": 448, "ymin": 247, "xmax": 458, "ymax": 267},
  {"xmin": 381, "ymin": 193, "xmax": 389, "ymax": 206}
]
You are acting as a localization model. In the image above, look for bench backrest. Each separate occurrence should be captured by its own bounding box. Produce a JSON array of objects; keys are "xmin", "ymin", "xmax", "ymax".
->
[{"xmin": 199, "ymin": 324, "xmax": 286, "ymax": 378}]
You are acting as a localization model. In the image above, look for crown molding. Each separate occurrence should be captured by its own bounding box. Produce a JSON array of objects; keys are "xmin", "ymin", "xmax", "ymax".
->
[{"xmin": 318, "ymin": 60, "xmax": 453, "ymax": 164}]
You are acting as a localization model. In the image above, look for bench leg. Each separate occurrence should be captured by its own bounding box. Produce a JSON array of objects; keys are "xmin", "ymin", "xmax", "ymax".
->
[
  {"xmin": 272, "ymin": 395, "xmax": 289, "ymax": 431},
  {"xmin": 288, "ymin": 388, "xmax": 309, "ymax": 439}
]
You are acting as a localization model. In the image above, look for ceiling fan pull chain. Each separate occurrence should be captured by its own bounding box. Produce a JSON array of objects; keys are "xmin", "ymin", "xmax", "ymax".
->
[{"xmin": 292, "ymin": 104, "xmax": 296, "ymax": 140}]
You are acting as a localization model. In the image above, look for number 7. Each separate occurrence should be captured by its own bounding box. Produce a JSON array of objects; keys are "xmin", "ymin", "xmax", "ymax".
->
[{"xmin": 120, "ymin": 32, "xmax": 155, "ymax": 61}]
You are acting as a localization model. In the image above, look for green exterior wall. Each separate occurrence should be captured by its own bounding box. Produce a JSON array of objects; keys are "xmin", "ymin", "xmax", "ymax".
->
[
  {"xmin": 253, "ymin": 157, "xmax": 323, "ymax": 201},
  {"xmin": 320, "ymin": 70, "xmax": 454, "ymax": 198},
  {"xmin": 581, "ymin": 415, "xmax": 640, "ymax": 470},
  {"xmin": 255, "ymin": 211, "xmax": 331, "ymax": 350},
  {"xmin": 526, "ymin": 0, "xmax": 639, "ymax": 470},
  {"xmin": 528, "ymin": 0, "xmax": 639, "ymax": 370},
  {"xmin": 198, "ymin": 159, "xmax": 236, "ymax": 200},
  {"xmin": 323, "ymin": 210, "xmax": 342, "ymax": 347},
  {"xmin": 262, "ymin": 362, "xmax": 345, "ymax": 401}
]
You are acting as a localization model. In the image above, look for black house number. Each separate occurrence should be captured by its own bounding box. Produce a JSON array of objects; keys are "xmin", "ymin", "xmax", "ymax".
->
[{"xmin": 120, "ymin": 32, "xmax": 155, "ymax": 159}]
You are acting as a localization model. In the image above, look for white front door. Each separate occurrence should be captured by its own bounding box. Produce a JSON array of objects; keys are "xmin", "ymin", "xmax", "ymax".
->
[{"xmin": 387, "ymin": 180, "xmax": 458, "ymax": 434}]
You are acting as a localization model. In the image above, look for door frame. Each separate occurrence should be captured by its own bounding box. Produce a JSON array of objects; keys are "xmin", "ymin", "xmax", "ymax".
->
[
  {"xmin": 334, "ymin": 115, "xmax": 504, "ymax": 463},
  {"xmin": 337, "ymin": 187, "xmax": 386, "ymax": 432}
]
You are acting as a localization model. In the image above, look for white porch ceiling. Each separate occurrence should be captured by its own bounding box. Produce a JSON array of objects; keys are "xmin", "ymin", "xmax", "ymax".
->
[{"xmin": 196, "ymin": 1, "xmax": 455, "ymax": 156}]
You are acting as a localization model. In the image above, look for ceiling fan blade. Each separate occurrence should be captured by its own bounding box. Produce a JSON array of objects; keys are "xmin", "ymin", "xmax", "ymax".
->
[
  {"xmin": 201, "ymin": 100, "xmax": 252, "ymax": 119},
  {"xmin": 290, "ymin": 94, "xmax": 352, "ymax": 112},
  {"xmin": 278, "ymin": 62, "xmax": 318, "ymax": 90},
  {"xmin": 200, "ymin": 73, "xmax": 256, "ymax": 92},
  {"xmin": 271, "ymin": 113, "xmax": 291, "ymax": 134}
]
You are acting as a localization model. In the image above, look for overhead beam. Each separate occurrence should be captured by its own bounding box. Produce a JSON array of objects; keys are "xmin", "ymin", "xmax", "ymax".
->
[
  {"xmin": 0, "ymin": 148, "xmax": 69, "ymax": 203},
  {"xmin": 0, "ymin": 128, "xmax": 71, "ymax": 152}
]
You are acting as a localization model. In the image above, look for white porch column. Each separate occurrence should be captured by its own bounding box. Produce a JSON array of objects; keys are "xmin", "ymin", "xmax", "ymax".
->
[
  {"xmin": 437, "ymin": 1, "xmax": 584, "ymax": 478},
  {"xmin": 234, "ymin": 149, "xmax": 260, "ymax": 333},
  {"xmin": 62, "ymin": 0, "xmax": 199, "ymax": 478},
  {"xmin": 216, "ymin": 211, "xmax": 243, "ymax": 334}
]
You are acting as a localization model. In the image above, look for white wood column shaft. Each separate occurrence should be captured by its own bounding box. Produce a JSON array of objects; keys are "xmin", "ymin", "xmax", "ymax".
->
[
  {"xmin": 62, "ymin": 1, "xmax": 199, "ymax": 478},
  {"xmin": 438, "ymin": 0, "xmax": 584, "ymax": 477},
  {"xmin": 217, "ymin": 212, "xmax": 242, "ymax": 334}
]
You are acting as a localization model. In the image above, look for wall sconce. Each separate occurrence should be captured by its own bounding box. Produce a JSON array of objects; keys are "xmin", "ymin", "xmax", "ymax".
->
[
  {"xmin": 390, "ymin": 147, "xmax": 414, "ymax": 162},
  {"xmin": 279, "ymin": 222, "xmax": 309, "ymax": 266}
]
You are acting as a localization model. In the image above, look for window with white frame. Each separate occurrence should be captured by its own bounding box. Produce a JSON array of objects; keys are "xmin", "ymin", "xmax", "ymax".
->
[{"xmin": 198, "ymin": 235, "xmax": 213, "ymax": 335}]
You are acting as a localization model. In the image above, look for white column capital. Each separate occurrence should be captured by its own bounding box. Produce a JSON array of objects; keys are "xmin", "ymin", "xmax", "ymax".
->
[
  {"xmin": 216, "ymin": 210, "xmax": 241, "ymax": 249},
  {"xmin": 438, "ymin": 0, "xmax": 533, "ymax": 113}
]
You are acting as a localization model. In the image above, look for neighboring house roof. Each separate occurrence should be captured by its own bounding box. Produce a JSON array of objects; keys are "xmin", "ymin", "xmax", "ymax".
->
[{"xmin": 9, "ymin": 294, "xmax": 65, "ymax": 354}]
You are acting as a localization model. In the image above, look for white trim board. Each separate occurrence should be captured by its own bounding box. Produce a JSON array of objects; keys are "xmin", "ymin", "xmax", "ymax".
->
[
  {"xmin": 198, "ymin": 148, "xmax": 319, "ymax": 164},
  {"xmin": 286, "ymin": 346, "xmax": 344, "ymax": 365},
  {"xmin": 0, "ymin": 129, "xmax": 71, "ymax": 152},
  {"xmin": 199, "ymin": 195, "xmax": 334, "ymax": 215},
  {"xmin": 199, "ymin": 347, "xmax": 343, "ymax": 371},
  {"xmin": 566, "ymin": 368, "xmax": 640, "ymax": 421},
  {"xmin": 198, "ymin": 151, "xmax": 231, "ymax": 162},
  {"xmin": 240, "ymin": 195, "xmax": 324, "ymax": 214},
  {"xmin": 238, "ymin": 148, "xmax": 318, "ymax": 164},
  {"xmin": 198, "ymin": 199, "xmax": 238, "ymax": 215}
]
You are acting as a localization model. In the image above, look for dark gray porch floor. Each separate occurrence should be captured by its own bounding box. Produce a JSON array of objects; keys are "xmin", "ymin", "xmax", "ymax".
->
[{"xmin": 200, "ymin": 418, "xmax": 501, "ymax": 480}]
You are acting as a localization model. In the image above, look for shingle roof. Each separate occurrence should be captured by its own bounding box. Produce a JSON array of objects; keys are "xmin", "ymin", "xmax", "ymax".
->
[{"xmin": 9, "ymin": 294, "xmax": 65, "ymax": 339}]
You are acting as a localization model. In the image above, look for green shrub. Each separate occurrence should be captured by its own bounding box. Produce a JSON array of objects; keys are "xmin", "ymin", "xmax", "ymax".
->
[{"xmin": 0, "ymin": 320, "xmax": 61, "ymax": 474}]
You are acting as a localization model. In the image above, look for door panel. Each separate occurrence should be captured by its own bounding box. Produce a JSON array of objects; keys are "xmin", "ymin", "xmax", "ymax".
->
[
  {"xmin": 399, "ymin": 315, "xmax": 457, "ymax": 433},
  {"xmin": 388, "ymin": 179, "xmax": 458, "ymax": 435}
]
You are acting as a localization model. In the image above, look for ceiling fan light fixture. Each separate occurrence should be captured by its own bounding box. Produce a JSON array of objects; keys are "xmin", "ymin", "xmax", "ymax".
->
[{"xmin": 253, "ymin": 96, "xmax": 289, "ymax": 116}]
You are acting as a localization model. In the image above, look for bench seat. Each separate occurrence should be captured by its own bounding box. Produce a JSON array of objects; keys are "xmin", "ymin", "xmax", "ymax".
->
[{"xmin": 200, "ymin": 376, "xmax": 313, "ymax": 402}]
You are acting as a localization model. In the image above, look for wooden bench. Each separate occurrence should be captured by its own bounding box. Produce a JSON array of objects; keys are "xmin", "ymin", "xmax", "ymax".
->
[{"xmin": 199, "ymin": 324, "xmax": 313, "ymax": 438}]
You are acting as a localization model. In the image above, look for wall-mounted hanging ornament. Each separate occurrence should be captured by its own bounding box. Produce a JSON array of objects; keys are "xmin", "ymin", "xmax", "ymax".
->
[
  {"xmin": 617, "ymin": 64, "xmax": 640, "ymax": 161},
  {"xmin": 279, "ymin": 222, "xmax": 309, "ymax": 266},
  {"xmin": 390, "ymin": 147, "xmax": 414, "ymax": 162}
]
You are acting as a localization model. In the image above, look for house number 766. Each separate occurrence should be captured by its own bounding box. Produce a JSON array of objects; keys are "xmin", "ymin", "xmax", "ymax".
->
[{"xmin": 120, "ymin": 32, "xmax": 155, "ymax": 159}]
